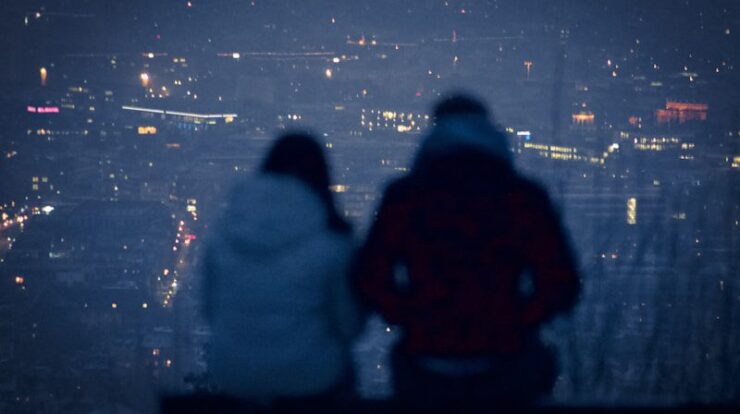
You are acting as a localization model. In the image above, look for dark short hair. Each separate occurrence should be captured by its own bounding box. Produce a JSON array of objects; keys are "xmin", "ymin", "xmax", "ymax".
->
[{"xmin": 433, "ymin": 94, "xmax": 488, "ymax": 120}]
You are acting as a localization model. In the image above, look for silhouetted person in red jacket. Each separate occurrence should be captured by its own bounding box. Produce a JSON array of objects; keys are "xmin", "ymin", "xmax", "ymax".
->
[{"xmin": 354, "ymin": 95, "xmax": 580, "ymax": 411}]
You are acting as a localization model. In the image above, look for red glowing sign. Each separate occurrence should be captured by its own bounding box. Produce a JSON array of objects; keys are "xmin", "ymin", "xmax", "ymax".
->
[
  {"xmin": 656, "ymin": 101, "xmax": 707, "ymax": 125},
  {"xmin": 27, "ymin": 106, "xmax": 60, "ymax": 114}
]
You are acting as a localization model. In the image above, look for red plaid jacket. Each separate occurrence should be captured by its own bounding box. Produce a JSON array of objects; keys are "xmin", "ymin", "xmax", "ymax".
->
[{"xmin": 355, "ymin": 150, "xmax": 579, "ymax": 356}]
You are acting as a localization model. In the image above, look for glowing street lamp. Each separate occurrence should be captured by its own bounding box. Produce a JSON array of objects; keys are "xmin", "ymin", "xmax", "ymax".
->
[
  {"xmin": 325, "ymin": 68, "xmax": 333, "ymax": 79},
  {"xmin": 140, "ymin": 72, "xmax": 150, "ymax": 87},
  {"xmin": 524, "ymin": 61, "xmax": 533, "ymax": 80},
  {"xmin": 40, "ymin": 67, "xmax": 47, "ymax": 86}
]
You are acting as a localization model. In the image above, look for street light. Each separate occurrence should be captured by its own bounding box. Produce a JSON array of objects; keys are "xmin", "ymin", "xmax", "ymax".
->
[
  {"xmin": 140, "ymin": 72, "xmax": 150, "ymax": 87},
  {"xmin": 524, "ymin": 61, "xmax": 533, "ymax": 80}
]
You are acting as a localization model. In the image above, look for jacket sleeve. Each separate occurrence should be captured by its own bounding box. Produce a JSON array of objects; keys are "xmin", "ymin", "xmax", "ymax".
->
[
  {"xmin": 352, "ymin": 187, "xmax": 407, "ymax": 324},
  {"xmin": 520, "ymin": 190, "xmax": 580, "ymax": 326}
]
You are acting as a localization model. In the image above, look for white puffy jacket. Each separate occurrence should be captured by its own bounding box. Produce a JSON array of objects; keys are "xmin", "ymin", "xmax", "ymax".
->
[{"xmin": 202, "ymin": 175, "xmax": 360, "ymax": 399}]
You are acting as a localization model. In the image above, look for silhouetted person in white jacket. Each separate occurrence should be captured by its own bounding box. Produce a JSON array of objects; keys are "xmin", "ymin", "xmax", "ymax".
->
[{"xmin": 202, "ymin": 133, "xmax": 361, "ymax": 410}]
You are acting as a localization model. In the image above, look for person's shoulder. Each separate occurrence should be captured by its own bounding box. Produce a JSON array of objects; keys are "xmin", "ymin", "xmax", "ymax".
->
[
  {"xmin": 507, "ymin": 173, "xmax": 553, "ymax": 207},
  {"xmin": 516, "ymin": 174, "xmax": 549, "ymax": 196},
  {"xmin": 380, "ymin": 175, "xmax": 415, "ymax": 202}
]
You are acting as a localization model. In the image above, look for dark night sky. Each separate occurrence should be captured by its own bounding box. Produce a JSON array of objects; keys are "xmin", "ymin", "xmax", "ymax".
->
[{"xmin": 2, "ymin": 1, "xmax": 738, "ymax": 67}]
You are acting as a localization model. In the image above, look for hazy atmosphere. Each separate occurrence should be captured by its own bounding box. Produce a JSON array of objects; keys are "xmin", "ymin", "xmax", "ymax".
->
[{"xmin": 0, "ymin": 1, "xmax": 738, "ymax": 412}]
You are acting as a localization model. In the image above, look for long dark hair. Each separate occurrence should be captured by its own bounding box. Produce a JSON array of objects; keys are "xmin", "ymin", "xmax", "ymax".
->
[{"xmin": 261, "ymin": 132, "xmax": 352, "ymax": 234}]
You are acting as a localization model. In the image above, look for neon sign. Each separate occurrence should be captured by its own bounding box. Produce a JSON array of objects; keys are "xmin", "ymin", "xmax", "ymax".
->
[{"xmin": 27, "ymin": 106, "xmax": 60, "ymax": 114}]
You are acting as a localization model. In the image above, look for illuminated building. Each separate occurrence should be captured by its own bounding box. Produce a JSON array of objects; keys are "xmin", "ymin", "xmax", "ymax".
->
[
  {"xmin": 520, "ymin": 141, "xmax": 589, "ymax": 163},
  {"xmin": 278, "ymin": 113, "xmax": 303, "ymax": 125},
  {"xmin": 516, "ymin": 130, "xmax": 532, "ymax": 141},
  {"xmin": 557, "ymin": 183, "xmax": 666, "ymax": 237},
  {"xmin": 1, "ymin": 201, "xmax": 179, "ymax": 410},
  {"xmin": 571, "ymin": 111, "xmax": 596, "ymax": 134},
  {"xmin": 137, "ymin": 126, "xmax": 158, "ymax": 135},
  {"xmin": 627, "ymin": 197, "xmax": 637, "ymax": 225},
  {"xmin": 334, "ymin": 184, "xmax": 378, "ymax": 224},
  {"xmin": 655, "ymin": 101, "xmax": 708, "ymax": 125},
  {"xmin": 630, "ymin": 134, "xmax": 695, "ymax": 161},
  {"xmin": 572, "ymin": 111, "xmax": 595, "ymax": 125},
  {"xmin": 122, "ymin": 105, "xmax": 237, "ymax": 131},
  {"xmin": 360, "ymin": 108, "xmax": 430, "ymax": 134},
  {"xmin": 30, "ymin": 175, "xmax": 53, "ymax": 194}
]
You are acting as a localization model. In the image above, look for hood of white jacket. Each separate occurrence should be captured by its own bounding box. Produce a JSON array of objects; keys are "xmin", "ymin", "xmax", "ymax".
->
[{"xmin": 218, "ymin": 175, "xmax": 328, "ymax": 253}]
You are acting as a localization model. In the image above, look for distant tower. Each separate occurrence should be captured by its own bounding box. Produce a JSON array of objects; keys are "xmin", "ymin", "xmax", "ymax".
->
[{"xmin": 551, "ymin": 41, "xmax": 566, "ymax": 146}]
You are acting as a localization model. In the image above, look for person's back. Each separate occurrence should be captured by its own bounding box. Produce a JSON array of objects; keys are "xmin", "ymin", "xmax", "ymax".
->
[
  {"xmin": 367, "ymin": 150, "xmax": 576, "ymax": 355},
  {"xmin": 354, "ymin": 95, "xmax": 580, "ymax": 408},
  {"xmin": 202, "ymin": 134, "xmax": 360, "ymax": 404}
]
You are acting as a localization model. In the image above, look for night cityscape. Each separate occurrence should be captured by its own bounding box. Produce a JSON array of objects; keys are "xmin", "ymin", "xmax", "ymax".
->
[{"xmin": 0, "ymin": 1, "xmax": 738, "ymax": 412}]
